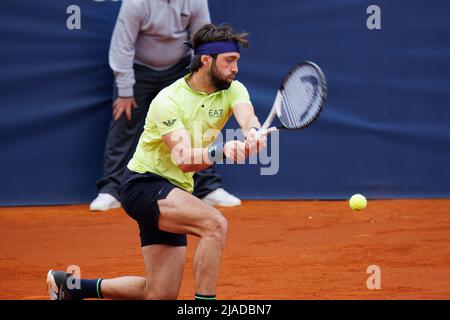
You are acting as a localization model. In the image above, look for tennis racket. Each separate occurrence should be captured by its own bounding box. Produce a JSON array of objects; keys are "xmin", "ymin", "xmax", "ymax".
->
[{"xmin": 260, "ymin": 61, "xmax": 328, "ymax": 135}]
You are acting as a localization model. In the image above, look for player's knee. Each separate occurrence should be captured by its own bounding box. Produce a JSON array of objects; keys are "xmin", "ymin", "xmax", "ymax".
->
[{"xmin": 203, "ymin": 211, "xmax": 228, "ymax": 243}]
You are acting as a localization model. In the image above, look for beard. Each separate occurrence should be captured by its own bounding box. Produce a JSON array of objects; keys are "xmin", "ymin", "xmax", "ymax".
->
[{"xmin": 209, "ymin": 60, "xmax": 233, "ymax": 90}]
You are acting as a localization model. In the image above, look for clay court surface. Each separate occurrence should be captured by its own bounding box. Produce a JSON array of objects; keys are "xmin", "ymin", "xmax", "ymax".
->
[{"xmin": 0, "ymin": 199, "xmax": 449, "ymax": 300}]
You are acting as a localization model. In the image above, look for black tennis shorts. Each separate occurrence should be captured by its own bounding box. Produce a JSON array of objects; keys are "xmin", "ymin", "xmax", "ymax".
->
[{"xmin": 119, "ymin": 168, "xmax": 187, "ymax": 247}]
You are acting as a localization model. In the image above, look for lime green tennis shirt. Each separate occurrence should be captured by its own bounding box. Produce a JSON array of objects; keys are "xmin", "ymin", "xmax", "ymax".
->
[{"xmin": 127, "ymin": 74, "xmax": 251, "ymax": 193}]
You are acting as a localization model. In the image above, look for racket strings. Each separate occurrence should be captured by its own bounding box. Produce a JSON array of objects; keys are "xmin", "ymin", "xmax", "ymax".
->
[
  {"xmin": 278, "ymin": 64, "xmax": 326, "ymax": 129},
  {"xmin": 282, "ymin": 74, "xmax": 310, "ymax": 126}
]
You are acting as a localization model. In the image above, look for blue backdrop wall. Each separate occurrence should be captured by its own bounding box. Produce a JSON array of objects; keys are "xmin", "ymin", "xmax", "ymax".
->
[{"xmin": 1, "ymin": 0, "xmax": 449, "ymax": 205}]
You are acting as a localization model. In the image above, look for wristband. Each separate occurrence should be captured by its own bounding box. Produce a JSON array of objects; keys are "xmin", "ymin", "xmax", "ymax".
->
[
  {"xmin": 247, "ymin": 127, "xmax": 260, "ymax": 135},
  {"xmin": 207, "ymin": 144, "xmax": 225, "ymax": 163},
  {"xmin": 246, "ymin": 127, "xmax": 260, "ymax": 139}
]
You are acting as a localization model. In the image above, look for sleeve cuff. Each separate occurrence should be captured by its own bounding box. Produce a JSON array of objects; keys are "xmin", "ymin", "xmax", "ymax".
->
[
  {"xmin": 231, "ymin": 100, "xmax": 252, "ymax": 109},
  {"xmin": 118, "ymin": 87, "xmax": 134, "ymax": 98}
]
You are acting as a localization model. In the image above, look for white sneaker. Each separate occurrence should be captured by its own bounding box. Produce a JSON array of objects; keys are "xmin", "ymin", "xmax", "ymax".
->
[
  {"xmin": 89, "ymin": 193, "xmax": 121, "ymax": 211},
  {"xmin": 201, "ymin": 188, "xmax": 241, "ymax": 207}
]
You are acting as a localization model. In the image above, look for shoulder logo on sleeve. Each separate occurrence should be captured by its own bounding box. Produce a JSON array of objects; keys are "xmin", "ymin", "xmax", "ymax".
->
[{"xmin": 162, "ymin": 119, "xmax": 177, "ymax": 127}]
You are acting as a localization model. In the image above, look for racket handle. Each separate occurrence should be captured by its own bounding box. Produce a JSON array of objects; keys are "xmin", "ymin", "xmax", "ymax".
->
[
  {"xmin": 258, "ymin": 126, "xmax": 278, "ymax": 137},
  {"xmin": 260, "ymin": 91, "xmax": 282, "ymax": 131}
]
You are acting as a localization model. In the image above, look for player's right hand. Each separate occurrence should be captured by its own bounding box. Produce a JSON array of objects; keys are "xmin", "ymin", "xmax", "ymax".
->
[
  {"xmin": 113, "ymin": 97, "xmax": 137, "ymax": 121},
  {"xmin": 224, "ymin": 140, "xmax": 248, "ymax": 163}
]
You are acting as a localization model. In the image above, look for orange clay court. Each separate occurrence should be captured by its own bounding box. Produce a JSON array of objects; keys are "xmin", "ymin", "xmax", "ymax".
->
[{"xmin": 1, "ymin": 199, "xmax": 449, "ymax": 300}]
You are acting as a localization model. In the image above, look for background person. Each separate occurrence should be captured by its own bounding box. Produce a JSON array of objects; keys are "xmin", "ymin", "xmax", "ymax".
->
[{"xmin": 90, "ymin": 0, "xmax": 241, "ymax": 211}]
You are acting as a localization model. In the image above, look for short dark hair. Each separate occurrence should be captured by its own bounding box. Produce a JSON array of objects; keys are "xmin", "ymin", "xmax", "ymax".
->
[{"xmin": 188, "ymin": 24, "xmax": 249, "ymax": 72}]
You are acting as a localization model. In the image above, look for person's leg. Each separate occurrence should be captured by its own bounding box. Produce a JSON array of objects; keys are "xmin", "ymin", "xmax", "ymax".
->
[
  {"xmin": 119, "ymin": 168, "xmax": 226, "ymax": 298},
  {"xmin": 95, "ymin": 88, "xmax": 142, "ymax": 200},
  {"xmin": 192, "ymin": 166, "xmax": 222, "ymax": 198},
  {"xmin": 47, "ymin": 245, "xmax": 186, "ymax": 300},
  {"xmin": 157, "ymin": 188, "xmax": 227, "ymax": 296},
  {"xmin": 100, "ymin": 244, "xmax": 186, "ymax": 300},
  {"xmin": 49, "ymin": 174, "xmax": 227, "ymax": 300},
  {"xmin": 86, "ymin": 180, "xmax": 228, "ymax": 298}
]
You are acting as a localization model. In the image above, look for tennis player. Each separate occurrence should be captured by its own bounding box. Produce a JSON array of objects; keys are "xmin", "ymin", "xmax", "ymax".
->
[{"xmin": 46, "ymin": 23, "xmax": 266, "ymax": 300}]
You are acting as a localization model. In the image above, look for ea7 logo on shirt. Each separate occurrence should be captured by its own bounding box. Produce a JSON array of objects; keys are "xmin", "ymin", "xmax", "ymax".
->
[
  {"xmin": 208, "ymin": 109, "xmax": 224, "ymax": 118},
  {"xmin": 162, "ymin": 119, "xmax": 177, "ymax": 127}
]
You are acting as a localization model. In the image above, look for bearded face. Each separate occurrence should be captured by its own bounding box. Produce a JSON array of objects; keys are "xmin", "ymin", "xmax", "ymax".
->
[{"xmin": 208, "ymin": 53, "xmax": 239, "ymax": 90}]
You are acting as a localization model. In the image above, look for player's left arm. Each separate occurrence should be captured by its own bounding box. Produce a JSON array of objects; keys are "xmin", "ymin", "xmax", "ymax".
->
[{"xmin": 233, "ymin": 102, "xmax": 260, "ymax": 135}]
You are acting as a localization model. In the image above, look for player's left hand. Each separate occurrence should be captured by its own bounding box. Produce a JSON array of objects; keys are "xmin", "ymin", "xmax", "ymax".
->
[{"xmin": 245, "ymin": 127, "xmax": 267, "ymax": 156}]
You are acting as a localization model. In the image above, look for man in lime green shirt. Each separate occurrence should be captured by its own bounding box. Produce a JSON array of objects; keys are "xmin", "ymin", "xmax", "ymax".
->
[
  {"xmin": 128, "ymin": 72, "xmax": 252, "ymax": 193},
  {"xmin": 47, "ymin": 23, "xmax": 266, "ymax": 300}
]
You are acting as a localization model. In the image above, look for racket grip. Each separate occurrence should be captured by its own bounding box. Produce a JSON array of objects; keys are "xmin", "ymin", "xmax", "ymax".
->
[{"xmin": 259, "ymin": 127, "xmax": 278, "ymax": 136}]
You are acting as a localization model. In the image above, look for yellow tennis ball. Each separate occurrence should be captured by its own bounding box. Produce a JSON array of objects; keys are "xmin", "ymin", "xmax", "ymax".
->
[{"xmin": 349, "ymin": 194, "xmax": 367, "ymax": 211}]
